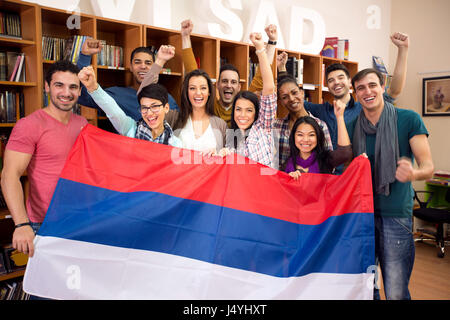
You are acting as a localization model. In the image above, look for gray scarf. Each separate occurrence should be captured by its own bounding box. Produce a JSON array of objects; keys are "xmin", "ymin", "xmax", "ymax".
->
[{"xmin": 353, "ymin": 101, "xmax": 399, "ymax": 196}]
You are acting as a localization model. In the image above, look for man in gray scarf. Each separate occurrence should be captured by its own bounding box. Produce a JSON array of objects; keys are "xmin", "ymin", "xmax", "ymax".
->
[{"xmin": 347, "ymin": 68, "xmax": 434, "ymax": 300}]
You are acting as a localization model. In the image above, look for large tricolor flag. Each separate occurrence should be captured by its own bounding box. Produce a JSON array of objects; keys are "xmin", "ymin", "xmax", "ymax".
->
[{"xmin": 24, "ymin": 124, "xmax": 375, "ymax": 300}]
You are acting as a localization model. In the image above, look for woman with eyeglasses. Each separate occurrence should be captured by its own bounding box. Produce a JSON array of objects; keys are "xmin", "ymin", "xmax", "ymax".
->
[{"xmin": 78, "ymin": 64, "xmax": 182, "ymax": 147}]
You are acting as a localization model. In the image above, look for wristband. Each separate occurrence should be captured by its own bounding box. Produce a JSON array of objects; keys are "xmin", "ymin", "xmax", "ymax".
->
[
  {"xmin": 255, "ymin": 48, "xmax": 266, "ymax": 54},
  {"xmin": 267, "ymin": 40, "xmax": 277, "ymax": 45},
  {"xmin": 15, "ymin": 222, "xmax": 32, "ymax": 229}
]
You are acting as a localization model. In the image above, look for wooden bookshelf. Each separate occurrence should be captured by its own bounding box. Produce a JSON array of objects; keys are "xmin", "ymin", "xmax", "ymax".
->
[
  {"xmin": 143, "ymin": 26, "xmax": 182, "ymax": 104},
  {"xmin": 219, "ymin": 39, "xmax": 249, "ymax": 90},
  {"xmin": 0, "ymin": 81, "xmax": 36, "ymax": 87},
  {"xmin": 0, "ymin": 270, "xmax": 25, "ymax": 282},
  {"xmin": 0, "ymin": 0, "xmax": 41, "ymax": 122}
]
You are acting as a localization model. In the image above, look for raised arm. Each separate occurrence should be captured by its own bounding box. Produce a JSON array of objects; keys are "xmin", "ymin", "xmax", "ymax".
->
[
  {"xmin": 79, "ymin": 66, "xmax": 134, "ymax": 135},
  {"xmin": 1, "ymin": 150, "xmax": 34, "ymax": 256},
  {"xmin": 328, "ymin": 99, "xmax": 352, "ymax": 168},
  {"xmin": 76, "ymin": 38, "xmax": 104, "ymax": 109},
  {"xmin": 386, "ymin": 32, "xmax": 409, "ymax": 99},
  {"xmin": 277, "ymin": 51, "xmax": 288, "ymax": 74},
  {"xmin": 248, "ymin": 24, "xmax": 278, "ymax": 93},
  {"xmin": 137, "ymin": 45, "xmax": 175, "ymax": 95},
  {"xmin": 181, "ymin": 19, "xmax": 198, "ymax": 73},
  {"xmin": 250, "ymin": 32, "xmax": 274, "ymax": 95},
  {"xmin": 333, "ymin": 99, "xmax": 350, "ymax": 147}
]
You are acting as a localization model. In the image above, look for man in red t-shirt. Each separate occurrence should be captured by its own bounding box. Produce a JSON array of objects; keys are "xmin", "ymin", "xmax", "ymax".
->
[{"xmin": 1, "ymin": 60, "xmax": 87, "ymax": 257}]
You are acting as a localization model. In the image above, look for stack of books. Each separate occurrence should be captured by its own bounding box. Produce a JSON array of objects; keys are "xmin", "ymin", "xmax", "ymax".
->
[
  {"xmin": 427, "ymin": 171, "xmax": 450, "ymax": 187},
  {"xmin": 0, "ymin": 51, "xmax": 26, "ymax": 82},
  {"xmin": 0, "ymin": 11, "xmax": 21, "ymax": 39},
  {"xmin": 96, "ymin": 40, "xmax": 124, "ymax": 69},
  {"xmin": 0, "ymin": 91, "xmax": 24, "ymax": 122},
  {"xmin": 372, "ymin": 56, "xmax": 393, "ymax": 89},
  {"xmin": 285, "ymin": 56, "xmax": 304, "ymax": 85},
  {"xmin": 321, "ymin": 37, "xmax": 349, "ymax": 60},
  {"xmin": 42, "ymin": 35, "xmax": 87, "ymax": 64}
]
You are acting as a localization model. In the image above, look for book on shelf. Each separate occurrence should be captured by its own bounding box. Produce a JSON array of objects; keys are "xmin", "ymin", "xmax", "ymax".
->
[
  {"xmin": 0, "ymin": 91, "xmax": 23, "ymax": 123},
  {"xmin": 2, "ymin": 245, "xmax": 28, "ymax": 273},
  {"xmin": 0, "ymin": 279, "xmax": 29, "ymax": 300},
  {"xmin": 321, "ymin": 37, "xmax": 350, "ymax": 59},
  {"xmin": 321, "ymin": 37, "xmax": 338, "ymax": 58},
  {"xmin": 372, "ymin": 56, "xmax": 392, "ymax": 89},
  {"xmin": 4, "ymin": 52, "xmax": 25, "ymax": 82},
  {"xmin": 285, "ymin": 57, "xmax": 304, "ymax": 85},
  {"xmin": 97, "ymin": 40, "xmax": 124, "ymax": 69},
  {"xmin": 248, "ymin": 58, "xmax": 258, "ymax": 85},
  {"xmin": 434, "ymin": 171, "xmax": 450, "ymax": 179},
  {"xmin": 42, "ymin": 35, "xmax": 89, "ymax": 64},
  {"xmin": 322, "ymin": 63, "xmax": 325, "ymax": 87},
  {"xmin": 0, "ymin": 51, "xmax": 6, "ymax": 81},
  {"xmin": 372, "ymin": 55, "xmax": 388, "ymax": 74},
  {"xmin": 0, "ymin": 250, "xmax": 7, "ymax": 275},
  {"xmin": 0, "ymin": 11, "xmax": 21, "ymax": 39},
  {"xmin": 337, "ymin": 39, "xmax": 349, "ymax": 60}
]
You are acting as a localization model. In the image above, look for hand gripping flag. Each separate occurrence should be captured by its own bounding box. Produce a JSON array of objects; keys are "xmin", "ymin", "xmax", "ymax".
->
[{"xmin": 23, "ymin": 124, "xmax": 375, "ymax": 300}]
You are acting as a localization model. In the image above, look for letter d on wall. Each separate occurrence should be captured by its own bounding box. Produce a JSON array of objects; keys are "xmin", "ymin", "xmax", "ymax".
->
[{"xmin": 289, "ymin": 6, "xmax": 326, "ymax": 54}]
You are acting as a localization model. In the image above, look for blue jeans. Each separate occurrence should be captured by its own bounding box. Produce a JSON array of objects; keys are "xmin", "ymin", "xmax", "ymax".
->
[
  {"xmin": 30, "ymin": 222, "xmax": 42, "ymax": 234},
  {"xmin": 374, "ymin": 216, "xmax": 415, "ymax": 300}
]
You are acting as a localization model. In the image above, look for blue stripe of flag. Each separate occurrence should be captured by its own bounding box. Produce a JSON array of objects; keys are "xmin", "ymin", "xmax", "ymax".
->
[{"xmin": 40, "ymin": 179, "xmax": 375, "ymax": 278}]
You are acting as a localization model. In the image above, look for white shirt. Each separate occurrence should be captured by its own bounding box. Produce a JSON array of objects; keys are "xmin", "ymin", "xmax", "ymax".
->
[{"xmin": 178, "ymin": 117, "xmax": 217, "ymax": 152}]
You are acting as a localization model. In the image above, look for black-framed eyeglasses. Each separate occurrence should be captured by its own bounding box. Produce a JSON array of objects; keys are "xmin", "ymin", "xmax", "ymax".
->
[{"xmin": 140, "ymin": 104, "xmax": 164, "ymax": 114}]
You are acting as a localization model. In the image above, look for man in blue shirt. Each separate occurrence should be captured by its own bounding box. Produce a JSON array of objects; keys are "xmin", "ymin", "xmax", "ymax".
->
[
  {"xmin": 305, "ymin": 32, "xmax": 409, "ymax": 150},
  {"xmin": 76, "ymin": 39, "xmax": 179, "ymax": 126}
]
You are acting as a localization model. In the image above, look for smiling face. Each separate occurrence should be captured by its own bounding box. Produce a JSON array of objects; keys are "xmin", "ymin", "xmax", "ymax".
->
[
  {"xmin": 278, "ymin": 81, "xmax": 305, "ymax": 114},
  {"xmin": 354, "ymin": 72, "xmax": 385, "ymax": 113},
  {"xmin": 140, "ymin": 97, "xmax": 169, "ymax": 132},
  {"xmin": 188, "ymin": 76, "xmax": 209, "ymax": 109},
  {"xmin": 234, "ymin": 98, "xmax": 256, "ymax": 131},
  {"xmin": 326, "ymin": 69, "xmax": 352, "ymax": 99},
  {"xmin": 45, "ymin": 71, "xmax": 81, "ymax": 112},
  {"xmin": 294, "ymin": 122, "xmax": 318, "ymax": 158},
  {"xmin": 130, "ymin": 52, "xmax": 153, "ymax": 84},
  {"xmin": 217, "ymin": 70, "xmax": 241, "ymax": 107}
]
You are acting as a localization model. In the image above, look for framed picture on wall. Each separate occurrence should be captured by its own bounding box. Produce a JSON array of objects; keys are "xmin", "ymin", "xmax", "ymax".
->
[{"xmin": 422, "ymin": 76, "xmax": 450, "ymax": 116}]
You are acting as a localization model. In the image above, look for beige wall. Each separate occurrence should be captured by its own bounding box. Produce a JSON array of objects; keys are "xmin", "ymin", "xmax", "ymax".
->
[{"xmin": 389, "ymin": 0, "xmax": 450, "ymax": 190}]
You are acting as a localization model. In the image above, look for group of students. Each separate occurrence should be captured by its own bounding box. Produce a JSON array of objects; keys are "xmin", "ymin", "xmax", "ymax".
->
[
  {"xmin": 78, "ymin": 21, "xmax": 356, "ymax": 175},
  {"xmin": 1, "ymin": 20, "xmax": 435, "ymax": 300}
]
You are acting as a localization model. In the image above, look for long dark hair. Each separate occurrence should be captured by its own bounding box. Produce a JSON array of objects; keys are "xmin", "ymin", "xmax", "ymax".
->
[
  {"xmin": 176, "ymin": 69, "xmax": 215, "ymax": 130},
  {"xmin": 228, "ymin": 91, "xmax": 260, "ymax": 149},
  {"xmin": 288, "ymin": 116, "xmax": 333, "ymax": 174}
]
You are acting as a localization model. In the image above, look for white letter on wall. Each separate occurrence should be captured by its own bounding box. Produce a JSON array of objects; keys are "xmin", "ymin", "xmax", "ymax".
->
[
  {"xmin": 90, "ymin": 0, "xmax": 136, "ymax": 22},
  {"xmin": 152, "ymin": 1, "xmax": 171, "ymax": 29},
  {"xmin": 245, "ymin": 0, "xmax": 285, "ymax": 48},
  {"xmin": 366, "ymin": 5, "xmax": 381, "ymax": 30},
  {"xmin": 206, "ymin": 0, "xmax": 243, "ymax": 42},
  {"xmin": 289, "ymin": 6, "xmax": 326, "ymax": 54}
]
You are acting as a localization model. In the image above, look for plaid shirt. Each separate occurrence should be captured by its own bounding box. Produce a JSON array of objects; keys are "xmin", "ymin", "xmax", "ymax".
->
[
  {"xmin": 233, "ymin": 93, "xmax": 278, "ymax": 168},
  {"xmin": 273, "ymin": 112, "xmax": 333, "ymax": 170}
]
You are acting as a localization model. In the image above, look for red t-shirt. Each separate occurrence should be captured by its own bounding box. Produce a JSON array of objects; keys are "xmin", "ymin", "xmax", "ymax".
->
[{"xmin": 6, "ymin": 109, "xmax": 87, "ymax": 223}]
